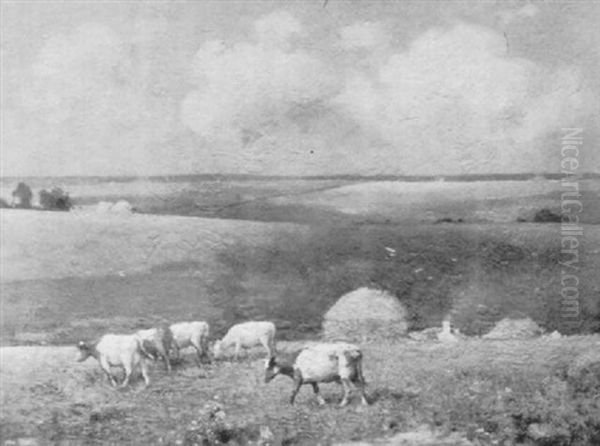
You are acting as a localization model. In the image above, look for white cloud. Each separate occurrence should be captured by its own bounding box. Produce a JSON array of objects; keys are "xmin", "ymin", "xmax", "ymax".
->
[
  {"xmin": 26, "ymin": 24, "xmax": 125, "ymax": 123},
  {"xmin": 181, "ymin": 11, "xmax": 335, "ymax": 148},
  {"xmin": 254, "ymin": 10, "xmax": 302, "ymax": 48},
  {"xmin": 8, "ymin": 23, "xmax": 176, "ymax": 176},
  {"xmin": 333, "ymin": 23, "xmax": 594, "ymax": 174},
  {"xmin": 497, "ymin": 4, "xmax": 539, "ymax": 27},
  {"xmin": 340, "ymin": 21, "xmax": 389, "ymax": 49}
]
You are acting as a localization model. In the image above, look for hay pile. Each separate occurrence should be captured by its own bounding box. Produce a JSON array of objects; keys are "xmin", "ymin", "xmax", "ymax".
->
[
  {"xmin": 95, "ymin": 200, "xmax": 133, "ymax": 215},
  {"xmin": 408, "ymin": 327, "xmax": 440, "ymax": 342},
  {"xmin": 322, "ymin": 288, "xmax": 408, "ymax": 342},
  {"xmin": 482, "ymin": 317, "xmax": 543, "ymax": 340}
]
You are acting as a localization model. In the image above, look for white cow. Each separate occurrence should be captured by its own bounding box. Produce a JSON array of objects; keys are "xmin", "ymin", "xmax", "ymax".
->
[
  {"xmin": 76, "ymin": 334, "xmax": 151, "ymax": 388},
  {"xmin": 136, "ymin": 325, "xmax": 174, "ymax": 372},
  {"xmin": 213, "ymin": 321, "xmax": 276, "ymax": 360},
  {"xmin": 169, "ymin": 321, "xmax": 211, "ymax": 365},
  {"xmin": 264, "ymin": 342, "xmax": 368, "ymax": 406}
]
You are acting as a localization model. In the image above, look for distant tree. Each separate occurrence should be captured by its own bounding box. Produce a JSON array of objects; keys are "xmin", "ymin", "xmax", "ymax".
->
[
  {"xmin": 11, "ymin": 182, "xmax": 33, "ymax": 208},
  {"xmin": 39, "ymin": 188, "xmax": 72, "ymax": 211},
  {"xmin": 0, "ymin": 198, "xmax": 10, "ymax": 208}
]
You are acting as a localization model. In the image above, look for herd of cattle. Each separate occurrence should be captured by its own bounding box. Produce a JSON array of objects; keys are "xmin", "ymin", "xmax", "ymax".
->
[{"xmin": 76, "ymin": 320, "xmax": 369, "ymax": 406}]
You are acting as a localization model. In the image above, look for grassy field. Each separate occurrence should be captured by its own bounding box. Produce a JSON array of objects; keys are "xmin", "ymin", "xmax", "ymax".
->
[
  {"xmin": 1, "ymin": 177, "xmax": 599, "ymax": 444},
  {"xmin": 2, "ymin": 207, "xmax": 599, "ymax": 346},
  {"xmin": 1, "ymin": 336, "xmax": 599, "ymax": 445}
]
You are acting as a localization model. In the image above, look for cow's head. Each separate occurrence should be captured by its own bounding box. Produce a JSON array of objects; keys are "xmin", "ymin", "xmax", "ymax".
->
[
  {"xmin": 264, "ymin": 356, "xmax": 281, "ymax": 383},
  {"xmin": 76, "ymin": 341, "xmax": 93, "ymax": 362}
]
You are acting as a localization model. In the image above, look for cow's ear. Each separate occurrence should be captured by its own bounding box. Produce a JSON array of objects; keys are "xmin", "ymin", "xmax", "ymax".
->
[{"xmin": 77, "ymin": 341, "xmax": 86, "ymax": 349}]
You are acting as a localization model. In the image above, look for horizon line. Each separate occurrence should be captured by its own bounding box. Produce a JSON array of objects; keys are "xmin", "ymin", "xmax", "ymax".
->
[{"xmin": 1, "ymin": 172, "xmax": 599, "ymax": 182}]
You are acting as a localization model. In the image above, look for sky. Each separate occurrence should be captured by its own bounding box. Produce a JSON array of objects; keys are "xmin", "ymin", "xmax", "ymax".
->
[{"xmin": 1, "ymin": 0, "xmax": 599, "ymax": 177}]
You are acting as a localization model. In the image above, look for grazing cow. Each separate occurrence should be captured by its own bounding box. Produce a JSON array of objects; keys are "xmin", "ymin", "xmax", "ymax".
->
[
  {"xmin": 136, "ymin": 324, "xmax": 174, "ymax": 373},
  {"xmin": 264, "ymin": 342, "xmax": 368, "ymax": 406},
  {"xmin": 169, "ymin": 321, "xmax": 210, "ymax": 365},
  {"xmin": 213, "ymin": 321, "xmax": 276, "ymax": 360},
  {"xmin": 76, "ymin": 334, "xmax": 151, "ymax": 388}
]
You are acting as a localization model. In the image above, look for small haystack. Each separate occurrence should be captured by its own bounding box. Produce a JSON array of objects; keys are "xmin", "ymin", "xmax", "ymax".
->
[
  {"xmin": 482, "ymin": 317, "xmax": 543, "ymax": 340},
  {"xmin": 408, "ymin": 327, "xmax": 440, "ymax": 342},
  {"xmin": 96, "ymin": 201, "xmax": 113, "ymax": 213},
  {"xmin": 322, "ymin": 288, "xmax": 408, "ymax": 342},
  {"xmin": 111, "ymin": 200, "xmax": 133, "ymax": 215},
  {"xmin": 95, "ymin": 200, "xmax": 133, "ymax": 215}
]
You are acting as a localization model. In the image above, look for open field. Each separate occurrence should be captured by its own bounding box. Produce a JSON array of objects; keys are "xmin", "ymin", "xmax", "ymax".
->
[
  {"xmin": 1, "ymin": 178, "xmax": 599, "ymax": 444},
  {"xmin": 2, "ymin": 208, "xmax": 599, "ymax": 346},
  {"xmin": 1, "ymin": 336, "xmax": 599, "ymax": 445}
]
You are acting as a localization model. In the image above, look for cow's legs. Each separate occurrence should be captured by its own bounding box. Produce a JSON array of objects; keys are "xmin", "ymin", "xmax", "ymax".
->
[
  {"xmin": 339, "ymin": 379, "xmax": 352, "ymax": 407},
  {"xmin": 200, "ymin": 336, "xmax": 211, "ymax": 363},
  {"xmin": 140, "ymin": 359, "xmax": 150, "ymax": 387},
  {"xmin": 99, "ymin": 357, "xmax": 117, "ymax": 387},
  {"xmin": 260, "ymin": 337, "xmax": 274, "ymax": 358},
  {"xmin": 353, "ymin": 361, "xmax": 368, "ymax": 405},
  {"xmin": 171, "ymin": 343, "xmax": 180, "ymax": 362},
  {"xmin": 192, "ymin": 342, "xmax": 203, "ymax": 367},
  {"xmin": 157, "ymin": 343, "xmax": 171, "ymax": 373},
  {"xmin": 120, "ymin": 362, "xmax": 133, "ymax": 388},
  {"xmin": 290, "ymin": 375, "xmax": 302, "ymax": 405},
  {"xmin": 311, "ymin": 383, "xmax": 326, "ymax": 406}
]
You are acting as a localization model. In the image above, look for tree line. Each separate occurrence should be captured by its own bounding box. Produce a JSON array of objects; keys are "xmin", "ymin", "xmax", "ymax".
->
[{"xmin": 1, "ymin": 182, "xmax": 72, "ymax": 211}]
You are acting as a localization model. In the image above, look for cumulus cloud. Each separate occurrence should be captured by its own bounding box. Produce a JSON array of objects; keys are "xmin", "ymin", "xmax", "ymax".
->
[
  {"xmin": 339, "ymin": 21, "xmax": 389, "ymax": 49},
  {"xmin": 497, "ymin": 4, "xmax": 539, "ymax": 27},
  {"xmin": 333, "ymin": 23, "xmax": 595, "ymax": 174},
  {"xmin": 11, "ymin": 23, "xmax": 177, "ymax": 176},
  {"xmin": 26, "ymin": 23, "xmax": 126, "ymax": 124},
  {"xmin": 254, "ymin": 10, "xmax": 302, "ymax": 47},
  {"xmin": 4, "ymin": 4, "xmax": 597, "ymax": 177},
  {"xmin": 181, "ymin": 11, "xmax": 336, "ymax": 150},
  {"xmin": 182, "ymin": 16, "xmax": 595, "ymax": 175}
]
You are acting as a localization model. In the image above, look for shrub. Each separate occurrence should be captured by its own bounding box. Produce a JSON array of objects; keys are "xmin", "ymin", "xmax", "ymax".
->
[
  {"xmin": 534, "ymin": 208, "xmax": 561, "ymax": 223},
  {"xmin": 0, "ymin": 198, "xmax": 11, "ymax": 208},
  {"xmin": 39, "ymin": 188, "xmax": 72, "ymax": 211}
]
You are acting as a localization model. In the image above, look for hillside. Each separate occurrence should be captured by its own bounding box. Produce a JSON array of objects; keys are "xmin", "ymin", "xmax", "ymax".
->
[
  {"xmin": 0, "ymin": 209, "xmax": 305, "ymax": 282},
  {"xmin": 1, "ymin": 208, "xmax": 598, "ymax": 346}
]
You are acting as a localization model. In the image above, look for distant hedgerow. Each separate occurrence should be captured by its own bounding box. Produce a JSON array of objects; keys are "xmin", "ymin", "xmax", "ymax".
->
[{"xmin": 39, "ymin": 188, "xmax": 73, "ymax": 211}]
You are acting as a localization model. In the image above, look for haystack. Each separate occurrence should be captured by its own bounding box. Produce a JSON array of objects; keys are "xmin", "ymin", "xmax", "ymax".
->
[
  {"xmin": 111, "ymin": 200, "xmax": 133, "ymax": 215},
  {"xmin": 322, "ymin": 288, "xmax": 408, "ymax": 342},
  {"xmin": 96, "ymin": 201, "xmax": 113, "ymax": 213},
  {"xmin": 408, "ymin": 327, "xmax": 440, "ymax": 342},
  {"xmin": 482, "ymin": 317, "xmax": 543, "ymax": 340},
  {"xmin": 95, "ymin": 200, "xmax": 133, "ymax": 215}
]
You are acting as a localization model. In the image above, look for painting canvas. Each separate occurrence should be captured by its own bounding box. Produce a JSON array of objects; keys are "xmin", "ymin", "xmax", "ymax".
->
[{"xmin": 1, "ymin": 1, "xmax": 599, "ymax": 444}]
